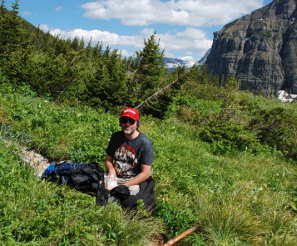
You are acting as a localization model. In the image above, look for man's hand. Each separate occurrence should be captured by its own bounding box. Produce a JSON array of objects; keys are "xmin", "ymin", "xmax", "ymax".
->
[
  {"xmin": 105, "ymin": 155, "xmax": 116, "ymax": 176},
  {"xmin": 105, "ymin": 174, "xmax": 117, "ymax": 190},
  {"xmin": 124, "ymin": 164, "xmax": 151, "ymax": 187},
  {"xmin": 104, "ymin": 155, "xmax": 118, "ymax": 190}
]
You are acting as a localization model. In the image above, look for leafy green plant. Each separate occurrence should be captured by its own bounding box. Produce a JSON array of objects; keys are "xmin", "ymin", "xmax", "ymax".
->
[
  {"xmin": 249, "ymin": 107, "xmax": 297, "ymax": 159},
  {"xmin": 199, "ymin": 120, "xmax": 260, "ymax": 155},
  {"xmin": 166, "ymin": 95, "xmax": 222, "ymax": 125}
]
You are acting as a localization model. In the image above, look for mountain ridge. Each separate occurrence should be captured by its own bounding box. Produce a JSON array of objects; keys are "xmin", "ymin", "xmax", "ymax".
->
[{"xmin": 205, "ymin": 0, "xmax": 297, "ymax": 96}]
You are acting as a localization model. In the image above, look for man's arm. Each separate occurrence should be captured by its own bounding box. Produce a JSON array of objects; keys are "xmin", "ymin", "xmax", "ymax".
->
[
  {"xmin": 124, "ymin": 164, "xmax": 151, "ymax": 187},
  {"xmin": 104, "ymin": 155, "xmax": 116, "ymax": 176}
]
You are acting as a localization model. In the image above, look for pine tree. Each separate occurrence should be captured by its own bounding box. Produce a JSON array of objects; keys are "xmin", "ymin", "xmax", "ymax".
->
[
  {"xmin": 132, "ymin": 33, "xmax": 165, "ymax": 102},
  {"xmin": 85, "ymin": 50, "xmax": 129, "ymax": 109},
  {"xmin": 0, "ymin": 0, "xmax": 21, "ymax": 55}
]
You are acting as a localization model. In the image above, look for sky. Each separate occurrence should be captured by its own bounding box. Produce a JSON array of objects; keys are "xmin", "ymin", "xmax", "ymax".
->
[{"xmin": 10, "ymin": 0, "xmax": 272, "ymax": 64}]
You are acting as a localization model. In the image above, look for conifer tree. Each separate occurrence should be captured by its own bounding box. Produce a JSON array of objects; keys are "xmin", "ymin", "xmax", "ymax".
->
[
  {"xmin": 85, "ymin": 50, "xmax": 129, "ymax": 109},
  {"xmin": 0, "ymin": 0, "xmax": 21, "ymax": 55},
  {"xmin": 133, "ymin": 33, "xmax": 165, "ymax": 102}
]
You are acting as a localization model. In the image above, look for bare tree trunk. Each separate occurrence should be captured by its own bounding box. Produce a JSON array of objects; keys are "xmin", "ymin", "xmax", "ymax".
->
[{"xmin": 135, "ymin": 76, "xmax": 179, "ymax": 109}]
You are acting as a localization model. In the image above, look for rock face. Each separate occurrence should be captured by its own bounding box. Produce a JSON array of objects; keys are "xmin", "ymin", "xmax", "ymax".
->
[{"xmin": 206, "ymin": 0, "xmax": 297, "ymax": 96}]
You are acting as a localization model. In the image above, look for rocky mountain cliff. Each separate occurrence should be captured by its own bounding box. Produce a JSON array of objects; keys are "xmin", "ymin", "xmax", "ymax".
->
[{"xmin": 206, "ymin": 0, "xmax": 297, "ymax": 96}]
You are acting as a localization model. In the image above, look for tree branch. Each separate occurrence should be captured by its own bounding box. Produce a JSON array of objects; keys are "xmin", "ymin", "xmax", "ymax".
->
[{"xmin": 135, "ymin": 76, "xmax": 179, "ymax": 109}]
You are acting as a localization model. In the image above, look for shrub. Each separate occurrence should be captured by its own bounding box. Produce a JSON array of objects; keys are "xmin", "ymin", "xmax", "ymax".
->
[
  {"xmin": 249, "ymin": 107, "xmax": 297, "ymax": 159},
  {"xmin": 166, "ymin": 95, "xmax": 222, "ymax": 125},
  {"xmin": 199, "ymin": 120, "xmax": 260, "ymax": 155},
  {"xmin": 0, "ymin": 68, "xmax": 8, "ymax": 84}
]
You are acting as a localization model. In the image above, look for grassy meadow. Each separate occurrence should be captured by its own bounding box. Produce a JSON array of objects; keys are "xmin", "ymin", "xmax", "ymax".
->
[{"xmin": 1, "ymin": 84, "xmax": 297, "ymax": 245}]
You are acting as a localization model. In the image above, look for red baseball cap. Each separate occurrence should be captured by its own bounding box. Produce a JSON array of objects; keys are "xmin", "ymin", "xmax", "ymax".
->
[{"xmin": 120, "ymin": 107, "xmax": 139, "ymax": 120}]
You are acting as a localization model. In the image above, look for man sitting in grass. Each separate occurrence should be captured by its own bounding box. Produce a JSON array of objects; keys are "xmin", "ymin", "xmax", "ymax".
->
[{"xmin": 104, "ymin": 107, "xmax": 155, "ymax": 211}]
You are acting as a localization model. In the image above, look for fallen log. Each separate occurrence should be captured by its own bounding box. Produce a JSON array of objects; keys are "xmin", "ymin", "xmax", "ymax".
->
[{"xmin": 163, "ymin": 223, "xmax": 202, "ymax": 246}]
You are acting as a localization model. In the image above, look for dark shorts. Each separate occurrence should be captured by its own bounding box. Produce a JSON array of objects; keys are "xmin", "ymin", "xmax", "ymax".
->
[{"xmin": 120, "ymin": 177, "xmax": 155, "ymax": 211}]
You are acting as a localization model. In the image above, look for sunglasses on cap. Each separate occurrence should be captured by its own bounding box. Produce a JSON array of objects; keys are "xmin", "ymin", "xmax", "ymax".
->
[{"xmin": 119, "ymin": 117, "xmax": 136, "ymax": 125}]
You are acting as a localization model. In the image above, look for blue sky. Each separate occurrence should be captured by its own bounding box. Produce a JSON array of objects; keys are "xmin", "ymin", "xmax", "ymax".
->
[{"xmin": 9, "ymin": 0, "xmax": 272, "ymax": 64}]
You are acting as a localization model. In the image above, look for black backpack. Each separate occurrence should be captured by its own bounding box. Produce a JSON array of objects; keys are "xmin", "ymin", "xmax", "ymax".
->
[
  {"xmin": 42, "ymin": 161, "xmax": 105, "ymax": 196},
  {"xmin": 42, "ymin": 161, "xmax": 155, "ymax": 209}
]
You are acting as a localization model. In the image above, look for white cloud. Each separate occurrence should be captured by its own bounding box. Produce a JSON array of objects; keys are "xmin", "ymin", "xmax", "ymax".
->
[
  {"xmin": 180, "ymin": 56, "xmax": 196, "ymax": 67},
  {"xmin": 141, "ymin": 28, "xmax": 155, "ymax": 36},
  {"xmin": 22, "ymin": 11, "xmax": 32, "ymax": 16},
  {"xmin": 157, "ymin": 28, "xmax": 212, "ymax": 54},
  {"xmin": 55, "ymin": 6, "xmax": 63, "ymax": 12},
  {"xmin": 119, "ymin": 49, "xmax": 132, "ymax": 57},
  {"xmin": 40, "ymin": 25, "xmax": 212, "ymax": 58},
  {"xmin": 81, "ymin": 0, "xmax": 264, "ymax": 26},
  {"xmin": 39, "ymin": 24, "xmax": 50, "ymax": 32},
  {"xmin": 45, "ymin": 27, "xmax": 143, "ymax": 47}
]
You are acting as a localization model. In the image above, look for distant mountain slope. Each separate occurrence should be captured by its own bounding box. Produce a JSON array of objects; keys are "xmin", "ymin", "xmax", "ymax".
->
[
  {"xmin": 164, "ymin": 57, "xmax": 196, "ymax": 69},
  {"xmin": 206, "ymin": 0, "xmax": 297, "ymax": 96},
  {"xmin": 198, "ymin": 49, "xmax": 211, "ymax": 65}
]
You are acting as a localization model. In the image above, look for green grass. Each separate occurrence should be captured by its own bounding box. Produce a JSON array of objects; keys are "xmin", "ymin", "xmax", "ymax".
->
[
  {"xmin": 148, "ymin": 118, "xmax": 297, "ymax": 245},
  {"xmin": 0, "ymin": 142, "xmax": 161, "ymax": 246},
  {"xmin": 0, "ymin": 85, "xmax": 118, "ymax": 162},
  {"xmin": 1, "ymin": 85, "xmax": 297, "ymax": 245}
]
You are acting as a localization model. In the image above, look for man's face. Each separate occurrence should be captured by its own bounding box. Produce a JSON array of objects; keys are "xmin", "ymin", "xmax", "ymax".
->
[{"xmin": 119, "ymin": 116, "xmax": 138, "ymax": 135}]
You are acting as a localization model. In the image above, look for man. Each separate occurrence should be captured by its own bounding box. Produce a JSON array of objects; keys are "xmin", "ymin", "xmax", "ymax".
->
[{"xmin": 104, "ymin": 107, "xmax": 155, "ymax": 210}]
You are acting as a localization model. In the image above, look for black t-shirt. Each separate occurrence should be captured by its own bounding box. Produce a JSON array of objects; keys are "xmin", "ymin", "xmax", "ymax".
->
[{"xmin": 106, "ymin": 131, "xmax": 154, "ymax": 178}]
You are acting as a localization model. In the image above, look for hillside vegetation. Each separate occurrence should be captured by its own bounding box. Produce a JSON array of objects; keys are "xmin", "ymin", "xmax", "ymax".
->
[
  {"xmin": 1, "ymin": 2, "xmax": 297, "ymax": 246},
  {"xmin": 0, "ymin": 2, "xmax": 174, "ymax": 117},
  {"xmin": 1, "ymin": 83, "xmax": 297, "ymax": 245}
]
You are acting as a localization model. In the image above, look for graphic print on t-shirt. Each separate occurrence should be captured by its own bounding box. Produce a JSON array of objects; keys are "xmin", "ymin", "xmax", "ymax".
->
[{"xmin": 113, "ymin": 144, "xmax": 138, "ymax": 177}]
